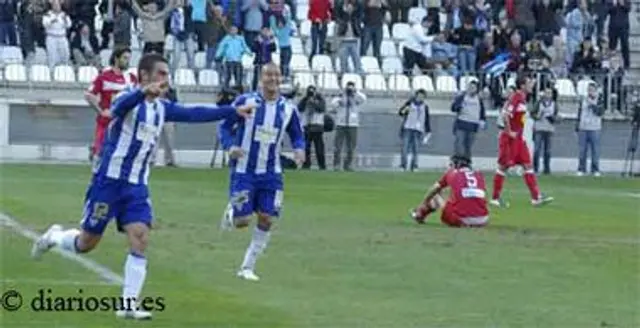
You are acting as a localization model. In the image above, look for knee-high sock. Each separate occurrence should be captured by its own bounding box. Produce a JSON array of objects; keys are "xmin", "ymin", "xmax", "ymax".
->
[
  {"xmin": 241, "ymin": 225, "xmax": 271, "ymax": 271},
  {"xmin": 122, "ymin": 252, "xmax": 147, "ymax": 310},
  {"xmin": 523, "ymin": 169, "xmax": 541, "ymax": 200},
  {"xmin": 50, "ymin": 228, "xmax": 80, "ymax": 253},
  {"xmin": 492, "ymin": 169, "xmax": 506, "ymax": 200}
]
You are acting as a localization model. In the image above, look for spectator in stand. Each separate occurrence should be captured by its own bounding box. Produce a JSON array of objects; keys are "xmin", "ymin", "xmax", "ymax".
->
[
  {"xmin": 531, "ymin": 86, "xmax": 558, "ymax": 175},
  {"xmin": 43, "ymin": 0, "xmax": 72, "ymax": 68},
  {"xmin": 576, "ymin": 82, "xmax": 604, "ymax": 177},
  {"xmin": 445, "ymin": 0, "xmax": 471, "ymax": 31},
  {"xmin": 398, "ymin": 89, "xmax": 431, "ymax": 172},
  {"xmin": 387, "ymin": 0, "xmax": 411, "ymax": 27},
  {"xmin": 592, "ymin": 0, "xmax": 608, "ymax": 43},
  {"xmin": 451, "ymin": 80, "xmax": 486, "ymax": 159},
  {"xmin": 335, "ymin": 0, "xmax": 363, "ymax": 74},
  {"xmin": 219, "ymin": 0, "xmax": 241, "ymax": 26},
  {"xmin": 169, "ymin": 0, "xmax": 196, "ymax": 73},
  {"xmin": 565, "ymin": 0, "xmax": 595, "ymax": 68},
  {"xmin": 241, "ymin": 0, "xmax": 268, "ymax": 50},
  {"xmin": 270, "ymin": 7, "xmax": 294, "ymax": 81},
  {"xmin": 112, "ymin": 0, "xmax": 133, "ymax": 48},
  {"xmin": 513, "ymin": 0, "xmax": 535, "ymax": 43},
  {"xmin": 603, "ymin": 54, "xmax": 625, "ymax": 114},
  {"xmin": 402, "ymin": 16, "xmax": 433, "ymax": 77},
  {"xmin": 476, "ymin": 32, "xmax": 502, "ymax": 107},
  {"xmin": 571, "ymin": 39, "xmax": 600, "ymax": 77},
  {"xmin": 548, "ymin": 35, "xmax": 568, "ymax": 77},
  {"xmin": 308, "ymin": 0, "xmax": 332, "ymax": 61},
  {"xmin": 29, "ymin": 0, "xmax": 50, "ymax": 50},
  {"xmin": 472, "ymin": 0, "xmax": 491, "ymax": 37},
  {"xmin": 0, "ymin": 0, "xmax": 18, "ymax": 46},
  {"xmin": 533, "ymin": 0, "xmax": 561, "ymax": 47},
  {"xmin": 425, "ymin": 0, "xmax": 441, "ymax": 34},
  {"xmin": 251, "ymin": 26, "xmax": 276, "ymax": 90},
  {"xmin": 607, "ymin": 0, "xmax": 630, "ymax": 70},
  {"xmin": 133, "ymin": 0, "xmax": 176, "ymax": 54},
  {"xmin": 205, "ymin": 4, "xmax": 228, "ymax": 70},
  {"xmin": 431, "ymin": 31, "xmax": 458, "ymax": 77},
  {"xmin": 506, "ymin": 31, "xmax": 525, "ymax": 73},
  {"xmin": 70, "ymin": 22, "xmax": 100, "ymax": 67},
  {"xmin": 451, "ymin": 18, "xmax": 481, "ymax": 76},
  {"xmin": 492, "ymin": 11, "xmax": 514, "ymax": 51},
  {"xmin": 66, "ymin": 0, "xmax": 99, "ymax": 39},
  {"xmin": 360, "ymin": 0, "xmax": 387, "ymax": 66},
  {"xmin": 191, "ymin": 0, "xmax": 209, "ymax": 51},
  {"xmin": 216, "ymin": 25, "xmax": 252, "ymax": 87}
]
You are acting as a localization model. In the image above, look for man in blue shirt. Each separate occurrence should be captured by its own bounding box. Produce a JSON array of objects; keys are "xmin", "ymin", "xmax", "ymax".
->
[{"xmin": 218, "ymin": 63, "xmax": 305, "ymax": 281}]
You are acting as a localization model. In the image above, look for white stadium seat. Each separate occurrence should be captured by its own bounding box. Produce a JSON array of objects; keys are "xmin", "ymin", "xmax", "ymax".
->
[
  {"xmin": 291, "ymin": 54, "xmax": 310, "ymax": 71},
  {"xmin": 380, "ymin": 40, "xmax": 397, "ymax": 57},
  {"xmin": 298, "ymin": 5, "xmax": 309, "ymax": 20},
  {"xmin": 388, "ymin": 74, "xmax": 411, "ymax": 92},
  {"xmin": 555, "ymin": 79, "xmax": 576, "ymax": 97},
  {"xmin": 318, "ymin": 72, "xmax": 340, "ymax": 91},
  {"xmin": 340, "ymin": 73, "xmax": 363, "ymax": 90},
  {"xmin": 30, "ymin": 65, "xmax": 51, "ymax": 82},
  {"xmin": 100, "ymin": 49, "xmax": 112, "ymax": 67},
  {"xmin": 576, "ymin": 78, "xmax": 595, "ymax": 97},
  {"xmin": 364, "ymin": 74, "xmax": 387, "ymax": 91},
  {"xmin": 164, "ymin": 35, "xmax": 175, "ymax": 51},
  {"xmin": 0, "ymin": 46, "xmax": 23, "ymax": 64},
  {"xmin": 436, "ymin": 75, "xmax": 458, "ymax": 92},
  {"xmin": 361, "ymin": 56, "xmax": 380, "ymax": 74},
  {"xmin": 194, "ymin": 51, "xmax": 207, "ymax": 69},
  {"xmin": 174, "ymin": 68, "xmax": 196, "ymax": 86},
  {"xmin": 5, "ymin": 64, "xmax": 27, "ymax": 81},
  {"xmin": 299, "ymin": 20, "xmax": 312, "ymax": 38},
  {"xmin": 131, "ymin": 35, "xmax": 141, "ymax": 50},
  {"xmin": 382, "ymin": 24, "xmax": 391, "ymax": 39},
  {"xmin": 412, "ymin": 75, "xmax": 435, "ymax": 92},
  {"xmin": 53, "ymin": 65, "xmax": 76, "ymax": 82},
  {"xmin": 311, "ymin": 55, "xmax": 333, "ymax": 72},
  {"xmin": 33, "ymin": 47, "xmax": 48, "ymax": 65},
  {"xmin": 198, "ymin": 69, "xmax": 219, "ymax": 86},
  {"xmin": 290, "ymin": 37, "xmax": 304, "ymax": 54},
  {"xmin": 506, "ymin": 75, "xmax": 516, "ymax": 88},
  {"xmin": 391, "ymin": 23, "xmax": 411, "ymax": 40},
  {"xmin": 78, "ymin": 65, "xmax": 99, "ymax": 83},
  {"xmin": 130, "ymin": 50, "xmax": 142, "ymax": 68},
  {"xmin": 242, "ymin": 54, "xmax": 255, "ymax": 70},
  {"xmin": 408, "ymin": 7, "xmax": 427, "ymax": 24},
  {"xmin": 272, "ymin": 54, "xmax": 280, "ymax": 66},
  {"xmin": 326, "ymin": 21, "xmax": 336, "ymax": 37},
  {"xmin": 293, "ymin": 72, "xmax": 316, "ymax": 88},
  {"xmin": 382, "ymin": 57, "xmax": 403, "ymax": 74}
]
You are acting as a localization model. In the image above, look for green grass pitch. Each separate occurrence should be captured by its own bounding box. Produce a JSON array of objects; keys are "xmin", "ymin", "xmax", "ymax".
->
[{"xmin": 1, "ymin": 164, "xmax": 638, "ymax": 328}]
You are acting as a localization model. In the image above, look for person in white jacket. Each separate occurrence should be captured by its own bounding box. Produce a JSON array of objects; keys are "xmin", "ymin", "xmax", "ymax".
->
[{"xmin": 42, "ymin": 0, "xmax": 72, "ymax": 68}]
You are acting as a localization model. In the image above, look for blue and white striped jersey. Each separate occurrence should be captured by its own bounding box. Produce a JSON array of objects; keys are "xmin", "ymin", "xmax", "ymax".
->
[
  {"xmin": 218, "ymin": 92, "xmax": 305, "ymax": 175},
  {"xmin": 93, "ymin": 87, "xmax": 238, "ymax": 185}
]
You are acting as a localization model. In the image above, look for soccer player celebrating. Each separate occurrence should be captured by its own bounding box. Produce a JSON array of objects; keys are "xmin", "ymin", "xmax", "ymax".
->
[
  {"xmin": 410, "ymin": 154, "xmax": 489, "ymax": 227},
  {"xmin": 31, "ymin": 53, "xmax": 255, "ymax": 320},
  {"xmin": 218, "ymin": 63, "xmax": 305, "ymax": 282},
  {"xmin": 490, "ymin": 76, "xmax": 553, "ymax": 207},
  {"xmin": 84, "ymin": 47, "xmax": 137, "ymax": 162}
]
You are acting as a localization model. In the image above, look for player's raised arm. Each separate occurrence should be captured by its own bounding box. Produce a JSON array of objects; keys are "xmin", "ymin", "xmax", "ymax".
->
[
  {"xmin": 163, "ymin": 100, "xmax": 254, "ymax": 123},
  {"xmin": 110, "ymin": 87, "xmax": 145, "ymax": 117}
]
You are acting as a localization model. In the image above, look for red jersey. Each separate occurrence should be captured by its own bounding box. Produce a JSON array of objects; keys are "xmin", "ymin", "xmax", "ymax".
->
[
  {"xmin": 504, "ymin": 90, "xmax": 528, "ymax": 137},
  {"xmin": 437, "ymin": 168, "xmax": 488, "ymax": 218},
  {"xmin": 88, "ymin": 67, "xmax": 137, "ymax": 124}
]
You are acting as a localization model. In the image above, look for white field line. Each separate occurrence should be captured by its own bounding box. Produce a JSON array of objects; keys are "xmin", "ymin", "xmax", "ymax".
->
[
  {"xmin": 0, "ymin": 278, "xmax": 114, "ymax": 287},
  {"xmin": 0, "ymin": 212, "xmax": 123, "ymax": 286}
]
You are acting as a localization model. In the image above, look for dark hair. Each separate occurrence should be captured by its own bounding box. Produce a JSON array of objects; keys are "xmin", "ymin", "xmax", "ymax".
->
[
  {"xmin": 450, "ymin": 154, "xmax": 472, "ymax": 168},
  {"xmin": 137, "ymin": 53, "xmax": 167, "ymax": 79},
  {"xmin": 109, "ymin": 47, "xmax": 132, "ymax": 66}
]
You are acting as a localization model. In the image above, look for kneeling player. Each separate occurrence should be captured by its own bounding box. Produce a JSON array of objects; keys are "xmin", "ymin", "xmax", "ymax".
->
[{"xmin": 410, "ymin": 155, "xmax": 489, "ymax": 227}]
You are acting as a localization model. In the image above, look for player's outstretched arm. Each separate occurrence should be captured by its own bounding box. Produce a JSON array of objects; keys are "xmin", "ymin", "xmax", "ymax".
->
[
  {"xmin": 110, "ymin": 87, "xmax": 145, "ymax": 117},
  {"xmin": 164, "ymin": 102, "xmax": 253, "ymax": 123}
]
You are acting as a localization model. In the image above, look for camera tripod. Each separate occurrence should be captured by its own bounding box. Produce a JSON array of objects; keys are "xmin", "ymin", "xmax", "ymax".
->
[{"xmin": 622, "ymin": 121, "xmax": 639, "ymax": 178}]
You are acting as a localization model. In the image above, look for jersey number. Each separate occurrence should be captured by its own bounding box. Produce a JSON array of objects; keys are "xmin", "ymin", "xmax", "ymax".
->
[{"xmin": 464, "ymin": 172, "xmax": 477, "ymax": 188}]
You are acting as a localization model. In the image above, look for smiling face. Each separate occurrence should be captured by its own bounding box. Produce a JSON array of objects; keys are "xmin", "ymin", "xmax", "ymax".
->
[{"xmin": 261, "ymin": 64, "xmax": 281, "ymax": 96}]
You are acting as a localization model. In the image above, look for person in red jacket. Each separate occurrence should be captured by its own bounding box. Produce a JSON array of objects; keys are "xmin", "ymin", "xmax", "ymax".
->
[{"xmin": 307, "ymin": 0, "xmax": 332, "ymax": 61}]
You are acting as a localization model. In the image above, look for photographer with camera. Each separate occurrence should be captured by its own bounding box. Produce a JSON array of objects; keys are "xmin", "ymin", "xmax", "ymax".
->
[
  {"xmin": 398, "ymin": 89, "xmax": 431, "ymax": 172},
  {"xmin": 576, "ymin": 82, "xmax": 605, "ymax": 177},
  {"xmin": 299, "ymin": 86, "xmax": 328, "ymax": 170},
  {"xmin": 531, "ymin": 86, "xmax": 559, "ymax": 175},
  {"xmin": 331, "ymin": 81, "xmax": 367, "ymax": 171}
]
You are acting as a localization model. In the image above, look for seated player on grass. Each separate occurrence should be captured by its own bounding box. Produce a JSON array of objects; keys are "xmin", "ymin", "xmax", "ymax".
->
[{"xmin": 410, "ymin": 154, "xmax": 489, "ymax": 227}]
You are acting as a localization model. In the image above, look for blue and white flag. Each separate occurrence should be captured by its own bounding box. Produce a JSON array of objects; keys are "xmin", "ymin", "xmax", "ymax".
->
[{"xmin": 482, "ymin": 52, "xmax": 511, "ymax": 76}]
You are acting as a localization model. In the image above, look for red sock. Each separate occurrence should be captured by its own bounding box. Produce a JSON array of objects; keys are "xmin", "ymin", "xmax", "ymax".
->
[
  {"xmin": 523, "ymin": 170, "xmax": 540, "ymax": 200},
  {"xmin": 492, "ymin": 170, "xmax": 506, "ymax": 200}
]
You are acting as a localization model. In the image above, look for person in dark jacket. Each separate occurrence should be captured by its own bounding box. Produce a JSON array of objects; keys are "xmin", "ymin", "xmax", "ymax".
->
[
  {"xmin": 335, "ymin": 0, "xmax": 363, "ymax": 74},
  {"xmin": 0, "ymin": 0, "xmax": 18, "ymax": 45},
  {"xmin": 607, "ymin": 0, "xmax": 631, "ymax": 69},
  {"xmin": 251, "ymin": 26, "xmax": 277, "ymax": 91},
  {"xmin": 299, "ymin": 85, "xmax": 328, "ymax": 170}
]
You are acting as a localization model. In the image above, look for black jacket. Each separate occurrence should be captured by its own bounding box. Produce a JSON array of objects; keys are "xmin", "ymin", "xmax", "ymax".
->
[{"xmin": 335, "ymin": 1, "xmax": 363, "ymax": 38}]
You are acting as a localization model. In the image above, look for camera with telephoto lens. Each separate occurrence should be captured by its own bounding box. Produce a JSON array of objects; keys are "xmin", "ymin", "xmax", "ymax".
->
[{"xmin": 345, "ymin": 82, "xmax": 356, "ymax": 96}]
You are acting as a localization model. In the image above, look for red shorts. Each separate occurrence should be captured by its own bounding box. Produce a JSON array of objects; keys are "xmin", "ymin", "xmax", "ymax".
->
[
  {"xmin": 92, "ymin": 117, "xmax": 110, "ymax": 155},
  {"xmin": 497, "ymin": 132, "xmax": 531, "ymax": 168},
  {"xmin": 440, "ymin": 202, "xmax": 488, "ymax": 228}
]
